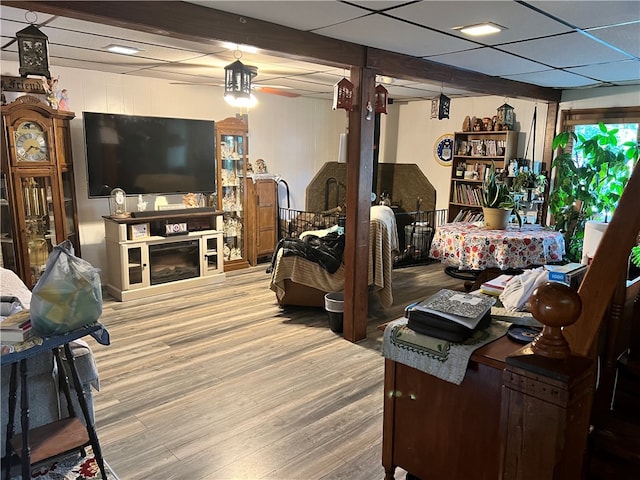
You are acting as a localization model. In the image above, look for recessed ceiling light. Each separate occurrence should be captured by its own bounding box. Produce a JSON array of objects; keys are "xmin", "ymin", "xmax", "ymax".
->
[
  {"xmin": 454, "ymin": 22, "xmax": 505, "ymax": 37},
  {"xmin": 105, "ymin": 44, "xmax": 141, "ymax": 55}
]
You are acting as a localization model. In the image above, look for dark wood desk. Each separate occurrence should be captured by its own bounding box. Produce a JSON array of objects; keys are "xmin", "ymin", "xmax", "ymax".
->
[
  {"xmin": 1, "ymin": 325, "xmax": 107, "ymax": 480},
  {"xmin": 382, "ymin": 335, "xmax": 525, "ymax": 480}
]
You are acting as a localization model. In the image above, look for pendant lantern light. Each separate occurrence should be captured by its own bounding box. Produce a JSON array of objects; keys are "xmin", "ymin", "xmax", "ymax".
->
[
  {"xmin": 374, "ymin": 84, "xmax": 389, "ymax": 114},
  {"xmin": 497, "ymin": 102, "xmax": 515, "ymax": 130},
  {"xmin": 224, "ymin": 49, "xmax": 256, "ymax": 108},
  {"xmin": 332, "ymin": 78, "xmax": 354, "ymax": 111},
  {"xmin": 430, "ymin": 93, "xmax": 450, "ymax": 120},
  {"xmin": 17, "ymin": 18, "xmax": 51, "ymax": 79}
]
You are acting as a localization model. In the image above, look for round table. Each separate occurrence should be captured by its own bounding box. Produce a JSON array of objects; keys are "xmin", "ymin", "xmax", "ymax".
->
[{"xmin": 429, "ymin": 222, "xmax": 565, "ymax": 271}]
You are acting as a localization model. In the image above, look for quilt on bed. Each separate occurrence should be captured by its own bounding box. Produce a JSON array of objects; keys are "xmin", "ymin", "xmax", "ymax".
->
[{"xmin": 269, "ymin": 205, "xmax": 398, "ymax": 307}]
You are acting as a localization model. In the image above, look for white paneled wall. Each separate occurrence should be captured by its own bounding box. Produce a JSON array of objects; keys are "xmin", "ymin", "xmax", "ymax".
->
[
  {"xmin": 2, "ymin": 60, "xmax": 634, "ymax": 280},
  {"xmin": 1, "ymin": 61, "xmax": 345, "ymax": 279}
]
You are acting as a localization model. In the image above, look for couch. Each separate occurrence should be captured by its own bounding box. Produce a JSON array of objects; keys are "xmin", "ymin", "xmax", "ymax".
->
[{"xmin": 0, "ymin": 267, "xmax": 101, "ymax": 455}]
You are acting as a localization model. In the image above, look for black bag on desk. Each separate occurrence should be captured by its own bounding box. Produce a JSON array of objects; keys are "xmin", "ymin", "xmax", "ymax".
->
[{"xmin": 405, "ymin": 307, "xmax": 492, "ymax": 343}]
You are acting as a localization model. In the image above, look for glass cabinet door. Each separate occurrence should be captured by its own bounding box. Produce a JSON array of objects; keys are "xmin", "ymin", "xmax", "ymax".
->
[
  {"xmin": 16, "ymin": 173, "xmax": 56, "ymax": 286},
  {"xmin": 61, "ymin": 169, "xmax": 80, "ymax": 250},
  {"xmin": 220, "ymin": 133, "xmax": 245, "ymax": 263},
  {"xmin": 0, "ymin": 173, "xmax": 16, "ymax": 272}
]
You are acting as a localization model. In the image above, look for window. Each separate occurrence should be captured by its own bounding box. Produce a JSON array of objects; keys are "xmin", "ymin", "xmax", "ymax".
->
[{"xmin": 560, "ymin": 107, "xmax": 640, "ymax": 159}]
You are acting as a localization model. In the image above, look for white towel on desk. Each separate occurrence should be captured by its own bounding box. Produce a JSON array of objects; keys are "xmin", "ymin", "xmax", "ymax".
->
[{"xmin": 499, "ymin": 267, "xmax": 548, "ymax": 312}]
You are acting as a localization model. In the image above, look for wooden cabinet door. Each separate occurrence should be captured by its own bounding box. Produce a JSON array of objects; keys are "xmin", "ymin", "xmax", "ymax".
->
[
  {"xmin": 384, "ymin": 360, "xmax": 504, "ymax": 480},
  {"xmin": 255, "ymin": 179, "xmax": 277, "ymax": 258}
]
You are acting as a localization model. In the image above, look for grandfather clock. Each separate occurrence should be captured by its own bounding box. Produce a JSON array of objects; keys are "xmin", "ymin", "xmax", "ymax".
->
[{"xmin": 1, "ymin": 95, "xmax": 80, "ymax": 288}]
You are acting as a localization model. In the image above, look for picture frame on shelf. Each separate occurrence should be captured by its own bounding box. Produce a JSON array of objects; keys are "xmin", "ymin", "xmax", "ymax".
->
[{"xmin": 129, "ymin": 223, "xmax": 150, "ymax": 240}]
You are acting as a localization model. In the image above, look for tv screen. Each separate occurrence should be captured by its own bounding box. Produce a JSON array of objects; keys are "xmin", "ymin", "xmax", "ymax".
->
[{"xmin": 83, "ymin": 112, "xmax": 216, "ymax": 197}]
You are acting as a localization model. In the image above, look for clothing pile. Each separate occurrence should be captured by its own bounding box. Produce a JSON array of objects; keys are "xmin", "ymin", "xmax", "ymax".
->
[{"xmin": 267, "ymin": 232, "xmax": 345, "ymax": 274}]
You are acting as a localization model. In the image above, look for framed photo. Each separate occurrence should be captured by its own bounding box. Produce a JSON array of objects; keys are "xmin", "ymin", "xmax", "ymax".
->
[{"xmin": 129, "ymin": 223, "xmax": 150, "ymax": 240}]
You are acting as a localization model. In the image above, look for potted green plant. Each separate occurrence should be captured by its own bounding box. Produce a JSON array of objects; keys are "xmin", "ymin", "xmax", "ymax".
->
[
  {"xmin": 481, "ymin": 162, "xmax": 522, "ymax": 229},
  {"xmin": 513, "ymin": 170, "xmax": 547, "ymax": 194},
  {"xmin": 549, "ymin": 123, "xmax": 638, "ymax": 262}
]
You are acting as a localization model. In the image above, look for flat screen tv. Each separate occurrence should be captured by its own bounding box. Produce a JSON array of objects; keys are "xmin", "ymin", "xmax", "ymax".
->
[{"xmin": 83, "ymin": 112, "xmax": 216, "ymax": 197}]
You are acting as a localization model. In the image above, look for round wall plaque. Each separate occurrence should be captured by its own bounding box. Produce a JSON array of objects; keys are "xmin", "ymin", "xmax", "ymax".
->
[{"xmin": 434, "ymin": 134, "xmax": 454, "ymax": 166}]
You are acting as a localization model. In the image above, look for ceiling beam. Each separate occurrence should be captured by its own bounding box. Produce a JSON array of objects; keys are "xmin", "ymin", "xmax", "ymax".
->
[
  {"xmin": 367, "ymin": 49, "xmax": 561, "ymax": 102},
  {"xmin": 4, "ymin": 1, "xmax": 561, "ymax": 102}
]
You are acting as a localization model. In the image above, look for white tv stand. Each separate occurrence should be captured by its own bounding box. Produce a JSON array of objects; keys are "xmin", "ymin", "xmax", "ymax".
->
[{"xmin": 103, "ymin": 208, "xmax": 225, "ymax": 301}]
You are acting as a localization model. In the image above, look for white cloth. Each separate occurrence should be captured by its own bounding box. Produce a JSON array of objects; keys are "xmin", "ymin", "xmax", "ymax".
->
[
  {"xmin": 499, "ymin": 267, "xmax": 549, "ymax": 312},
  {"xmin": 1, "ymin": 267, "xmax": 32, "ymax": 308},
  {"xmin": 382, "ymin": 317, "xmax": 510, "ymax": 385}
]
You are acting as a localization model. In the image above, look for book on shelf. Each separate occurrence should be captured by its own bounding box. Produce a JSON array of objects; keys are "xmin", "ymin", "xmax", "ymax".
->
[
  {"xmin": 480, "ymin": 274, "xmax": 514, "ymax": 296},
  {"xmin": 0, "ymin": 309, "xmax": 33, "ymax": 344},
  {"xmin": 405, "ymin": 289, "xmax": 496, "ymax": 330}
]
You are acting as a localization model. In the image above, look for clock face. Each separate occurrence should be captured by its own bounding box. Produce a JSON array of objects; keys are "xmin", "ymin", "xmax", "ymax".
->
[
  {"xmin": 110, "ymin": 188, "xmax": 127, "ymax": 216},
  {"xmin": 15, "ymin": 122, "xmax": 48, "ymax": 162},
  {"xmin": 434, "ymin": 134, "xmax": 454, "ymax": 166}
]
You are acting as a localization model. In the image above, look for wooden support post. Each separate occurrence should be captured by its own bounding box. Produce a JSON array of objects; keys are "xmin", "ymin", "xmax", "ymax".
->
[{"xmin": 343, "ymin": 66, "xmax": 375, "ymax": 343}]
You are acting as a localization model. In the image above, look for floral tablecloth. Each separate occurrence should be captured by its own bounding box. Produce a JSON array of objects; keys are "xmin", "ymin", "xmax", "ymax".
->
[{"xmin": 429, "ymin": 222, "xmax": 565, "ymax": 270}]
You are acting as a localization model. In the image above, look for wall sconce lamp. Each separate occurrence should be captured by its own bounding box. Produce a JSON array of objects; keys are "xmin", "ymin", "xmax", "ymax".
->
[
  {"xmin": 17, "ymin": 16, "xmax": 51, "ymax": 79},
  {"xmin": 375, "ymin": 84, "xmax": 389, "ymax": 114},
  {"xmin": 430, "ymin": 93, "xmax": 451, "ymax": 120}
]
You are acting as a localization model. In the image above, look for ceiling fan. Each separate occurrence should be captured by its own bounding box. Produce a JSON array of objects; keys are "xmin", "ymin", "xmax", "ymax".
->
[
  {"xmin": 170, "ymin": 81, "xmax": 300, "ymax": 98},
  {"xmin": 170, "ymin": 64, "xmax": 300, "ymax": 98}
]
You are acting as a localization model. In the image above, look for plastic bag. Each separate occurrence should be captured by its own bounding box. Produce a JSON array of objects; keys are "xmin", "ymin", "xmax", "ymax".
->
[{"xmin": 30, "ymin": 240, "xmax": 102, "ymax": 336}]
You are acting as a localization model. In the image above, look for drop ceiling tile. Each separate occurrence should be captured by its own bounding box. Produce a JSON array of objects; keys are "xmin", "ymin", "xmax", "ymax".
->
[
  {"xmin": 48, "ymin": 58, "xmax": 152, "ymax": 76},
  {"xmin": 504, "ymin": 69, "xmax": 597, "ymax": 88},
  {"xmin": 566, "ymin": 60, "xmax": 640, "ymax": 83},
  {"xmin": 259, "ymin": 76, "xmax": 335, "ymax": 92},
  {"xmin": 385, "ymin": 1, "xmax": 572, "ymax": 45},
  {"xmin": 146, "ymin": 63, "xmax": 225, "ymax": 80},
  {"xmin": 500, "ymin": 31, "xmax": 630, "ymax": 68},
  {"xmin": 427, "ymin": 48, "xmax": 548, "ymax": 76},
  {"xmin": 50, "ymin": 44, "xmax": 174, "ymax": 70},
  {"xmin": 186, "ymin": 1, "xmax": 368, "ymax": 31},
  {"xmin": 350, "ymin": 1, "xmax": 416, "ymax": 12},
  {"xmin": 48, "ymin": 14, "xmax": 230, "ymax": 54},
  {"xmin": 1, "ymin": 50, "xmax": 18, "ymax": 63},
  {"xmin": 385, "ymin": 84, "xmax": 441, "ymax": 99},
  {"xmin": 314, "ymin": 14, "xmax": 476, "ymax": 57},
  {"xmin": 0, "ymin": 5, "xmax": 55, "ymax": 24},
  {"xmin": 526, "ymin": 1, "xmax": 640, "ymax": 29},
  {"xmin": 42, "ymin": 29, "xmax": 210, "ymax": 63},
  {"xmin": 141, "ymin": 71, "xmax": 222, "ymax": 84},
  {"xmin": 587, "ymin": 22, "xmax": 640, "ymax": 57}
]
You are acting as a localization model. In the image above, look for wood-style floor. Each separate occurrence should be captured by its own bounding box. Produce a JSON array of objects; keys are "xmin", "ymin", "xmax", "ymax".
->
[{"xmin": 87, "ymin": 262, "xmax": 464, "ymax": 480}]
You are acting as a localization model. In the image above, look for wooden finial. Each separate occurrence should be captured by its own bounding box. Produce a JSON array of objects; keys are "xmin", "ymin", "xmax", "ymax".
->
[{"xmin": 528, "ymin": 282, "xmax": 582, "ymax": 359}]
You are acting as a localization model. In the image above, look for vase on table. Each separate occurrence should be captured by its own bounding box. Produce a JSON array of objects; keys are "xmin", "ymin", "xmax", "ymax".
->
[{"xmin": 482, "ymin": 207, "xmax": 511, "ymax": 230}]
